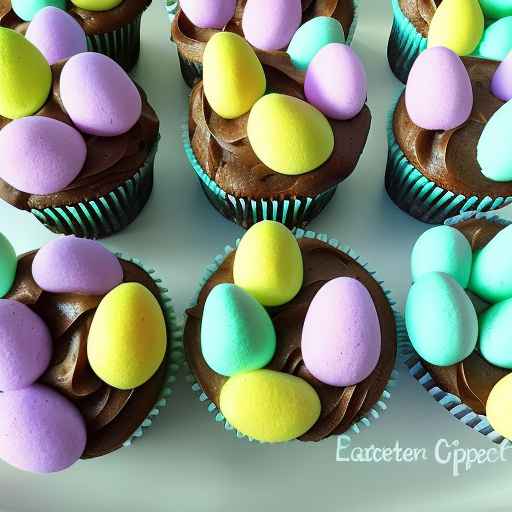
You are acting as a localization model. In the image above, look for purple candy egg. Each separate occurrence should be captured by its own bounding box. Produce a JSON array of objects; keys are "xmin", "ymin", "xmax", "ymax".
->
[
  {"xmin": 180, "ymin": 0, "xmax": 236, "ymax": 29},
  {"xmin": 491, "ymin": 52, "xmax": 512, "ymax": 102},
  {"xmin": 0, "ymin": 384, "xmax": 86, "ymax": 473},
  {"xmin": 0, "ymin": 116, "xmax": 86, "ymax": 195},
  {"xmin": 32, "ymin": 236, "xmax": 123, "ymax": 295},
  {"xmin": 301, "ymin": 277, "xmax": 381, "ymax": 387},
  {"xmin": 242, "ymin": 0, "xmax": 301, "ymax": 51},
  {"xmin": 405, "ymin": 46, "xmax": 473, "ymax": 131},
  {"xmin": 304, "ymin": 43, "xmax": 367, "ymax": 120},
  {"xmin": 0, "ymin": 299, "xmax": 52, "ymax": 392},
  {"xmin": 26, "ymin": 7, "xmax": 87, "ymax": 65},
  {"xmin": 60, "ymin": 52, "xmax": 142, "ymax": 136}
]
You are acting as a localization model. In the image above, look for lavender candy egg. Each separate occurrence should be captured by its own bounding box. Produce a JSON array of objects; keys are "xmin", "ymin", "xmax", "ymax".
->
[
  {"xmin": 0, "ymin": 116, "xmax": 86, "ymax": 195},
  {"xmin": 60, "ymin": 52, "xmax": 142, "ymax": 137},
  {"xmin": 491, "ymin": 52, "xmax": 512, "ymax": 102},
  {"xmin": 0, "ymin": 300, "xmax": 52, "ymax": 392},
  {"xmin": 180, "ymin": 0, "xmax": 236, "ymax": 29},
  {"xmin": 242, "ymin": 0, "xmax": 301, "ymax": 51},
  {"xmin": 301, "ymin": 277, "xmax": 381, "ymax": 387},
  {"xmin": 304, "ymin": 43, "xmax": 367, "ymax": 120},
  {"xmin": 32, "ymin": 236, "xmax": 123, "ymax": 295},
  {"xmin": 26, "ymin": 7, "xmax": 87, "ymax": 65},
  {"xmin": 0, "ymin": 384, "xmax": 86, "ymax": 473},
  {"xmin": 405, "ymin": 46, "xmax": 473, "ymax": 131}
]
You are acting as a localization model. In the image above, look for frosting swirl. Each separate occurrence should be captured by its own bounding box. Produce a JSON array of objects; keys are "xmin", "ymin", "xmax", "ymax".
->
[{"xmin": 398, "ymin": 0, "xmax": 441, "ymax": 37}]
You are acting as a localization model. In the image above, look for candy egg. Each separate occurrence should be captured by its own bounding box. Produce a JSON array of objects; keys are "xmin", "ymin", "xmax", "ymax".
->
[
  {"xmin": 0, "ymin": 385, "xmax": 86, "ymax": 473},
  {"xmin": 487, "ymin": 373, "xmax": 512, "ymax": 439},
  {"xmin": 304, "ymin": 43, "xmax": 367, "ymax": 120},
  {"xmin": 179, "ymin": 0, "xmax": 236, "ymax": 29},
  {"xmin": 26, "ymin": 7, "xmax": 87, "ymax": 65},
  {"xmin": 201, "ymin": 284, "xmax": 276, "ymax": 376},
  {"xmin": 411, "ymin": 226, "xmax": 473, "ymax": 287},
  {"xmin": 301, "ymin": 277, "xmax": 381, "ymax": 387},
  {"xmin": 203, "ymin": 32, "xmax": 266, "ymax": 119},
  {"xmin": 491, "ymin": 53, "xmax": 512, "ymax": 101},
  {"xmin": 242, "ymin": 0, "xmax": 301, "ymax": 51},
  {"xmin": 405, "ymin": 272, "xmax": 478, "ymax": 366},
  {"xmin": 479, "ymin": 298, "xmax": 512, "ymax": 368},
  {"xmin": 287, "ymin": 16, "xmax": 345, "ymax": 71},
  {"xmin": 0, "ymin": 233, "xmax": 16, "ymax": 298},
  {"xmin": 0, "ymin": 28, "xmax": 52, "ymax": 120},
  {"xmin": 427, "ymin": 0, "xmax": 484, "ymax": 56},
  {"xmin": 32, "ymin": 236, "xmax": 123, "ymax": 295},
  {"xmin": 476, "ymin": 16, "xmax": 512, "ymax": 61},
  {"xmin": 0, "ymin": 300, "xmax": 52, "ymax": 392},
  {"xmin": 87, "ymin": 283, "xmax": 167, "ymax": 390},
  {"xmin": 219, "ymin": 369, "xmax": 321, "ymax": 442},
  {"xmin": 247, "ymin": 94, "xmax": 334, "ymax": 175},
  {"xmin": 405, "ymin": 46, "xmax": 473, "ymax": 130},
  {"xmin": 479, "ymin": 0, "xmax": 512, "ymax": 18},
  {"xmin": 469, "ymin": 224, "xmax": 512, "ymax": 302},
  {"xmin": 0, "ymin": 116, "xmax": 86, "ymax": 195},
  {"xmin": 69, "ymin": 0, "xmax": 123, "ymax": 10},
  {"xmin": 11, "ymin": 0, "xmax": 66, "ymax": 21},
  {"xmin": 60, "ymin": 52, "xmax": 142, "ymax": 136},
  {"xmin": 233, "ymin": 221, "xmax": 303, "ymax": 307}
]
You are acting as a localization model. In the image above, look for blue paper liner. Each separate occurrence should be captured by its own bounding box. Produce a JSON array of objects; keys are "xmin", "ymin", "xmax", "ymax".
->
[
  {"xmin": 186, "ymin": 228, "xmax": 402, "ymax": 445},
  {"xmin": 385, "ymin": 92, "xmax": 512, "ymax": 224}
]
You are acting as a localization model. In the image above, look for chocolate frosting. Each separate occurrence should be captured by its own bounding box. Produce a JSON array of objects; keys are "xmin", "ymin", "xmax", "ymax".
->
[
  {"xmin": 393, "ymin": 57, "xmax": 512, "ymax": 200},
  {"xmin": 0, "ymin": 62, "xmax": 159, "ymax": 210},
  {"xmin": 184, "ymin": 238, "xmax": 397, "ymax": 441},
  {"xmin": 5, "ymin": 252, "xmax": 168, "ymax": 458},
  {"xmin": 398, "ymin": 0, "xmax": 441, "ymax": 37}
]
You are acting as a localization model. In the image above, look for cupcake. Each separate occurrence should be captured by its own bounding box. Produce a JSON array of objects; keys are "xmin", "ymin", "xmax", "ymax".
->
[
  {"xmin": 184, "ymin": 221, "xmax": 400, "ymax": 443},
  {"xmin": 388, "ymin": 0, "xmax": 512, "ymax": 83},
  {"xmin": 0, "ymin": 233, "xmax": 181, "ymax": 473},
  {"xmin": 386, "ymin": 47, "xmax": 512, "ymax": 224},
  {"xmin": 403, "ymin": 212, "xmax": 512, "ymax": 444},
  {"xmin": 186, "ymin": 32, "xmax": 371, "ymax": 229},
  {"xmin": 171, "ymin": 0, "xmax": 358, "ymax": 88},
  {"xmin": 0, "ymin": 29, "xmax": 159, "ymax": 239},
  {"xmin": 0, "ymin": 0, "xmax": 151, "ymax": 71}
]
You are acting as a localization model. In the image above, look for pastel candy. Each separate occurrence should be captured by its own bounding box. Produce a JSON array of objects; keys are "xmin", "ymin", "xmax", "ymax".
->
[
  {"xmin": 491, "ymin": 53, "xmax": 512, "ymax": 101},
  {"xmin": 69, "ymin": 0, "xmax": 123, "ymax": 10},
  {"xmin": 427, "ymin": 0, "xmax": 484, "ymax": 56},
  {"xmin": 301, "ymin": 277, "xmax": 381, "ymax": 387},
  {"xmin": 60, "ymin": 52, "xmax": 142, "ymax": 136},
  {"xmin": 179, "ymin": 0, "xmax": 236, "ymax": 29},
  {"xmin": 0, "ymin": 29, "xmax": 52, "ymax": 120},
  {"xmin": 411, "ymin": 226, "xmax": 473, "ymax": 287},
  {"xmin": 11, "ymin": 0, "xmax": 66, "ymax": 21},
  {"xmin": 87, "ymin": 283, "xmax": 167, "ymax": 389},
  {"xmin": 26, "ymin": 7, "xmax": 87, "ymax": 65},
  {"xmin": 242, "ymin": 0, "xmax": 301, "ymax": 51},
  {"xmin": 0, "ymin": 117, "xmax": 86, "ymax": 195},
  {"xmin": 0, "ymin": 233, "xmax": 16, "ymax": 298},
  {"xmin": 476, "ymin": 17, "xmax": 512, "ymax": 61},
  {"xmin": 32, "ymin": 236, "xmax": 123, "ymax": 295},
  {"xmin": 479, "ymin": 0, "xmax": 512, "ymax": 18},
  {"xmin": 0, "ymin": 385, "xmax": 86, "ymax": 473},
  {"xmin": 201, "ymin": 284, "xmax": 276, "ymax": 376},
  {"xmin": 233, "ymin": 221, "xmax": 303, "ymax": 307},
  {"xmin": 287, "ymin": 17, "xmax": 345, "ymax": 71},
  {"xmin": 0, "ymin": 300, "xmax": 52, "ymax": 392},
  {"xmin": 219, "ymin": 369, "xmax": 321, "ymax": 443},
  {"xmin": 405, "ymin": 272, "xmax": 478, "ymax": 366},
  {"xmin": 304, "ymin": 43, "xmax": 367, "ymax": 120},
  {"xmin": 203, "ymin": 32, "xmax": 266, "ymax": 119},
  {"xmin": 247, "ymin": 94, "xmax": 334, "ymax": 175},
  {"xmin": 486, "ymin": 373, "xmax": 512, "ymax": 439},
  {"xmin": 479, "ymin": 298, "xmax": 512, "ymax": 368},
  {"xmin": 405, "ymin": 47, "xmax": 473, "ymax": 130}
]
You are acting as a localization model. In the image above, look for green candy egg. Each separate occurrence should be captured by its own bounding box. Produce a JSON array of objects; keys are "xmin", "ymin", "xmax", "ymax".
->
[
  {"xmin": 405, "ymin": 272, "xmax": 478, "ymax": 366},
  {"xmin": 479, "ymin": 0, "xmax": 512, "ymax": 19},
  {"xmin": 0, "ymin": 233, "xmax": 16, "ymax": 298},
  {"xmin": 69, "ymin": 0, "xmax": 123, "ymax": 11},
  {"xmin": 479, "ymin": 298, "xmax": 512, "ymax": 368},
  {"xmin": 11, "ymin": 0, "xmax": 66, "ymax": 21},
  {"xmin": 475, "ymin": 16, "xmax": 512, "ymax": 60}
]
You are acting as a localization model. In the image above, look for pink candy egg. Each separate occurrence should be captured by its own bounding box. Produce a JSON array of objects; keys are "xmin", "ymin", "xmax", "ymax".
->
[
  {"xmin": 491, "ymin": 52, "xmax": 512, "ymax": 102},
  {"xmin": 180, "ymin": 0, "xmax": 236, "ymax": 29}
]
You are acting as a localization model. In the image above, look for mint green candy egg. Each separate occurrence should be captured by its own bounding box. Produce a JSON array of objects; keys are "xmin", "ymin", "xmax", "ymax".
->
[
  {"xmin": 479, "ymin": 298, "xmax": 512, "ymax": 368},
  {"xmin": 0, "ymin": 233, "xmax": 16, "ymax": 298},
  {"xmin": 11, "ymin": 0, "xmax": 67, "ymax": 21},
  {"xmin": 287, "ymin": 17, "xmax": 345, "ymax": 71},
  {"xmin": 405, "ymin": 272, "xmax": 478, "ymax": 366},
  {"xmin": 479, "ymin": 0, "xmax": 512, "ymax": 19},
  {"xmin": 475, "ymin": 16, "xmax": 512, "ymax": 60}
]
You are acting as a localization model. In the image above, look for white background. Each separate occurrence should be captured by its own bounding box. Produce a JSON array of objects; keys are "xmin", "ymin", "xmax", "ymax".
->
[{"xmin": 1, "ymin": 1, "xmax": 512, "ymax": 510}]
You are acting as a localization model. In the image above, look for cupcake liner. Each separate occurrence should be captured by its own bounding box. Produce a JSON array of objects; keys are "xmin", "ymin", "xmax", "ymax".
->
[
  {"xmin": 385, "ymin": 93, "xmax": 512, "ymax": 224},
  {"xmin": 166, "ymin": 0, "xmax": 179, "ymax": 20},
  {"xmin": 31, "ymin": 139, "xmax": 159, "ymax": 239},
  {"xmin": 86, "ymin": 14, "xmax": 142, "ymax": 72},
  {"xmin": 186, "ymin": 228, "xmax": 402, "ymax": 445}
]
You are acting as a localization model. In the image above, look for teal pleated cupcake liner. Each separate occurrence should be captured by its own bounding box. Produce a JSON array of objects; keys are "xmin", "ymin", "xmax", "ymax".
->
[
  {"xmin": 385, "ymin": 92, "xmax": 512, "ymax": 224},
  {"xmin": 166, "ymin": 0, "xmax": 179, "ymax": 19},
  {"xmin": 186, "ymin": 228, "xmax": 401, "ymax": 445},
  {"xmin": 31, "ymin": 140, "xmax": 159, "ymax": 240},
  {"xmin": 86, "ymin": 14, "xmax": 142, "ymax": 71}
]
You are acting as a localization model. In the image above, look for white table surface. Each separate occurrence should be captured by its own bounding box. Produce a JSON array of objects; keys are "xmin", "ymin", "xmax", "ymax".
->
[{"xmin": 1, "ymin": 1, "xmax": 511, "ymax": 511}]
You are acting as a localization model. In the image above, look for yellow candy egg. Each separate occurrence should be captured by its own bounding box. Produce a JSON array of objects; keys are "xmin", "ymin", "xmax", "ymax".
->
[
  {"xmin": 0, "ymin": 28, "xmax": 52, "ymax": 120},
  {"xmin": 247, "ymin": 93, "xmax": 334, "ymax": 175},
  {"xmin": 203, "ymin": 32, "xmax": 266, "ymax": 119},
  {"xmin": 87, "ymin": 283, "xmax": 167, "ymax": 390},
  {"xmin": 70, "ymin": 0, "xmax": 123, "ymax": 11},
  {"xmin": 219, "ymin": 369, "xmax": 321, "ymax": 442},
  {"xmin": 486, "ymin": 373, "xmax": 512, "ymax": 440},
  {"xmin": 233, "ymin": 220, "xmax": 303, "ymax": 306},
  {"xmin": 427, "ymin": 0, "xmax": 484, "ymax": 56}
]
